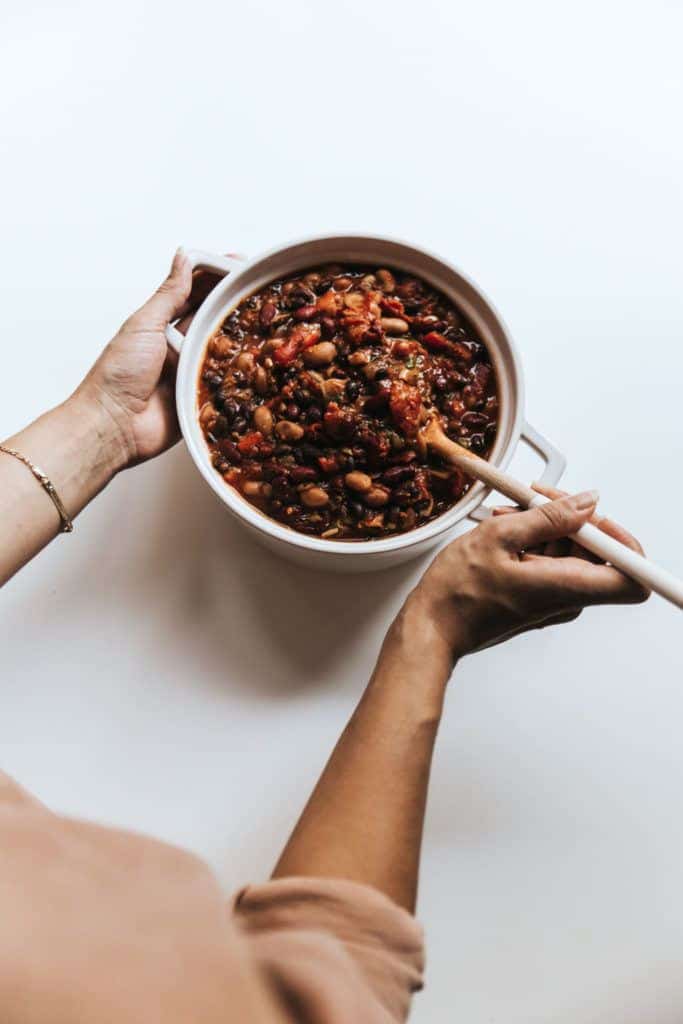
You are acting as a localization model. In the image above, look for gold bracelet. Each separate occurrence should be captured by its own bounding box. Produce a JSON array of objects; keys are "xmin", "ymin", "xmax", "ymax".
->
[{"xmin": 0, "ymin": 444, "xmax": 74, "ymax": 533}]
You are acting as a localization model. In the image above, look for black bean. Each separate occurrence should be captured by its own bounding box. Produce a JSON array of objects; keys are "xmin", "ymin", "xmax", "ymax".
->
[
  {"xmin": 202, "ymin": 371, "xmax": 223, "ymax": 389},
  {"xmin": 212, "ymin": 415, "xmax": 229, "ymax": 438},
  {"xmin": 346, "ymin": 379, "xmax": 360, "ymax": 401},
  {"xmin": 301, "ymin": 444, "xmax": 321, "ymax": 464},
  {"xmin": 306, "ymin": 406, "xmax": 322, "ymax": 423},
  {"xmin": 349, "ymin": 501, "xmax": 365, "ymax": 520},
  {"xmin": 286, "ymin": 403, "xmax": 300, "ymax": 419},
  {"xmin": 232, "ymin": 417, "xmax": 247, "ymax": 434},
  {"xmin": 470, "ymin": 433, "xmax": 485, "ymax": 453}
]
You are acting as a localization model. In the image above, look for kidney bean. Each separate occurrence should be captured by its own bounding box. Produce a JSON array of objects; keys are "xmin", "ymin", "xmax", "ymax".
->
[
  {"xmin": 286, "ymin": 402, "xmax": 300, "ymax": 419},
  {"xmin": 320, "ymin": 316, "xmax": 337, "ymax": 339},
  {"xmin": 291, "ymin": 465, "xmax": 319, "ymax": 483},
  {"xmin": 294, "ymin": 304, "xmax": 318, "ymax": 321},
  {"xmin": 300, "ymin": 486, "xmax": 330, "ymax": 508},
  {"xmin": 217, "ymin": 439, "xmax": 242, "ymax": 464},
  {"xmin": 259, "ymin": 301, "xmax": 277, "ymax": 329}
]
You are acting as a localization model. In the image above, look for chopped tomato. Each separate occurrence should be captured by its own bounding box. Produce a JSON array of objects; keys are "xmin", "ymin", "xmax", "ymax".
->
[{"xmin": 389, "ymin": 381, "xmax": 422, "ymax": 438}]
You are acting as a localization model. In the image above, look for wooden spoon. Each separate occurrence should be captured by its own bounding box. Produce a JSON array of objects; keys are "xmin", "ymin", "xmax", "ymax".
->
[{"xmin": 419, "ymin": 417, "xmax": 683, "ymax": 610}]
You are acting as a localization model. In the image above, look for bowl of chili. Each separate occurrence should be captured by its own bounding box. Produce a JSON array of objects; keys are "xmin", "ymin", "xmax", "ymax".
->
[{"xmin": 169, "ymin": 235, "xmax": 565, "ymax": 571}]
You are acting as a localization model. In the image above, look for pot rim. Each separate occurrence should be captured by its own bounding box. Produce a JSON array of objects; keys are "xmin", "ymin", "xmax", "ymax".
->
[{"xmin": 176, "ymin": 232, "xmax": 525, "ymax": 556}]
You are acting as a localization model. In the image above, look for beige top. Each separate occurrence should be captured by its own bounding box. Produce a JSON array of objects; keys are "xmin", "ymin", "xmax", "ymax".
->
[{"xmin": 0, "ymin": 772, "xmax": 424, "ymax": 1023}]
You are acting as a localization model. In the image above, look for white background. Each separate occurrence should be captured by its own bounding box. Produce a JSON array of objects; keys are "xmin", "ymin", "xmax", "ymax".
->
[{"xmin": 1, "ymin": 1, "xmax": 682, "ymax": 1020}]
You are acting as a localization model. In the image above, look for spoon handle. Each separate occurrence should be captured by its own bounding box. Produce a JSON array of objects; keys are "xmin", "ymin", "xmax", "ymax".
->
[{"xmin": 444, "ymin": 447, "xmax": 683, "ymax": 610}]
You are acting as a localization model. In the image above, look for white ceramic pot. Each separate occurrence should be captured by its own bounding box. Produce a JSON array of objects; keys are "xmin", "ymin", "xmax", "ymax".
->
[{"xmin": 169, "ymin": 235, "xmax": 566, "ymax": 572}]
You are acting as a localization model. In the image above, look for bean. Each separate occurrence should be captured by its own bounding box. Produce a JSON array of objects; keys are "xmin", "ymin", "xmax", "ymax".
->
[
  {"xmin": 253, "ymin": 405, "xmax": 274, "ymax": 434},
  {"xmin": 332, "ymin": 276, "xmax": 353, "ymax": 290},
  {"xmin": 294, "ymin": 304, "xmax": 318, "ymax": 321},
  {"xmin": 346, "ymin": 379, "xmax": 360, "ymax": 401},
  {"xmin": 235, "ymin": 351, "xmax": 255, "ymax": 373},
  {"xmin": 470, "ymin": 433, "xmax": 486, "ymax": 454},
  {"xmin": 286, "ymin": 402, "xmax": 300, "ymax": 419},
  {"xmin": 199, "ymin": 402, "xmax": 218, "ymax": 430},
  {"xmin": 349, "ymin": 500, "xmax": 365, "ymax": 520},
  {"xmin": 306, "ymin": 406, "xmax": 322, "ymax": 423},
  {"xmin": 380, "ymin": 317, "xmax": 409, "ymax": 335},
  {"xmin": 300, "ymin": 486, "xmax": 329, "ymax": 508},
  {"xmin": 345, "ymin": 471, "xmax": 372, "ymax": 493},
  {"xmin": 259, "ymin": 301, "xmax": 277, "ymax": 329},
  {"xmin": 347, "ymin": 350, "xmax": 371, "ymax": 366},
  {"xmin": 360, "ymin": 274, "xmax": 377, "ymax": 290},
  {"xmin": 210, "ymin": 335, "xmax": 233, "ymax": 359},
  {"xmin": 291, "ymin": 466, "xmax": 319, "ymax": 483},
  {"xmin": 376, "ymin": 268, "xmax": 396, "ymax": 293},
  {"xmin": 303, "ymin": 342, "xmax": 337, "ymax": 367},
  {"xmin": 275, "ymin": 420, "xmax": 305, "ymax": 442},
  {"xmin": 365, "ymin": 486, "xmax": 390, "ymax": 508},
  {"xmin": 254, "ymin": 365, "xmax": 269, "ymax": 395},
  {"xmin": 320, "ymin": 316, "xmax": 337, "ymax": 339},
  {"xmin": 212, "ymin": 415, "xmax": 229, "ymax": 437},
  {"xmin": 202, "ymin": 370, "xmax": 223, "ymax": 389},
  {"xmin": 243, "ymin": 480, "xmax": 272, "ymax": 499}
]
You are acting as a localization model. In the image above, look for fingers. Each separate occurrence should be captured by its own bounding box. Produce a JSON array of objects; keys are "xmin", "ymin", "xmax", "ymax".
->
[
  {"xmin": 137, "ymin": 248, "xmax": 193, "ymax": 326},
  {"xmin": 592, "ymin": 515, "xmax": 645, "ymax": 556},
  {"xmin": 494, "ymin": 491, "xmax": 599, "ymax": 550},
  {"xmin": 522, "ymin": 554, "xmax": 649, "ymax": 605}
]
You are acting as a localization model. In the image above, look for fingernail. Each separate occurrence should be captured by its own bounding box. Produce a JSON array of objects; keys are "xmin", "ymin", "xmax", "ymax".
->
[{"xmin": 571, "ymin": 489, "xmax": 599, "ymax": 510}]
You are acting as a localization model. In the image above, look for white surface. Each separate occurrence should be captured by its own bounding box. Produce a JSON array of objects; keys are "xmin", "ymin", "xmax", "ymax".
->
[{"xmin": 1, "ymin": 1, "xmax": 682, "ymax": 1020}]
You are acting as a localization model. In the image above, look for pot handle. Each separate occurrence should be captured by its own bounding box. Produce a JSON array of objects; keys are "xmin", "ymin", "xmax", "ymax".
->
[
  {"xmin": 470, "ymin": 421, "xmax": 566, "ymax": 521},
  {"xmin": 165, "ymin": 249, "xmax": 243, "ymax": 353}
]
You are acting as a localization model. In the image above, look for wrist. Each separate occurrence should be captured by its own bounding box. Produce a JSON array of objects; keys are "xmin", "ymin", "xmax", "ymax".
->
[
  {"xmin": 370, "ymin": 588, "xmax": 458, "ymax": 722},
  {"xmin": 67, "ymin": 385, "xmax": 131, "ymax": 477}
]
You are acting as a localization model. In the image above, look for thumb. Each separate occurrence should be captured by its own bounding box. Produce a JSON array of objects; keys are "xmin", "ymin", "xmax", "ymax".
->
[
  {"xmin": 496, "ymin": 490, "xmax": 599, "ymax": 549},
  {"xmin": 138, "ymin": 248, "xmax": 193, "ymax": 325}
]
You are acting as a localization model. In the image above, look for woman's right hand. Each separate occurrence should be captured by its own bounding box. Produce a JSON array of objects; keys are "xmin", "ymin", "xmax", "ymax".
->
[{"xmin": 410, "ymin": 488, "xmax": 649, "ymax": 662}]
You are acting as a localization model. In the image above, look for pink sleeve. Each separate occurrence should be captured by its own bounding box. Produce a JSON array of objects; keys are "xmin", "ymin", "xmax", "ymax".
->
[{"xmin": 232, "ymin": 877, "xmax": 424, "ymax": 1023}]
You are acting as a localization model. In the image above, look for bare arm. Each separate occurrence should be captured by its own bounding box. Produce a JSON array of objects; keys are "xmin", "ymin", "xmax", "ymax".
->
[
  {"xmin": 273, "ymin": 591, "xmax": 453, "ymax": 912},
  {"xmin": 0, "ymin": 250, "xmax": 192, "ymax": 587},
  {"xmin": 273, "ymin": 491, "xmax": 648, "ymax": 912}
]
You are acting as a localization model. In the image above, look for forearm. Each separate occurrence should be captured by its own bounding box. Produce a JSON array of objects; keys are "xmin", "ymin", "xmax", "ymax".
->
[
  {"xmin": 0, "ymin": 390, "xmax": 126, "ymax": 586},
  {"xmin": 273, "ymin": 588, "xmax": 455, "ymax": 912}
]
